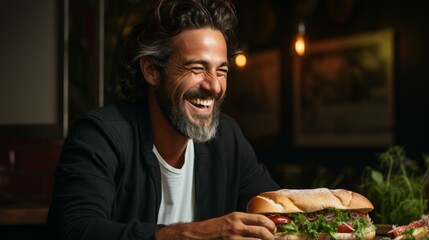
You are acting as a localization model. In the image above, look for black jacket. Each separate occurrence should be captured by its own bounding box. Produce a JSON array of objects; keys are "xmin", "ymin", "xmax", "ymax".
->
[{"xmin": 46, "ymin": 100, "xmax": 280, "ymax": 240}]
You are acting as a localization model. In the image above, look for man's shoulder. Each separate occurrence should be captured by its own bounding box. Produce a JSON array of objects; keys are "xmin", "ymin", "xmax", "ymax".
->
[
  {"xmin": 72, "ymin": 100, "xmax": 142, "ymax": 146},
  {"xmin": 76, "ymin": 100, "xmax": 142, "ymax": 139},
  {"xmin": 218, "ymin": 112, "xmax": 240, "ymax": 130},
  {"xmin": 85, "ymin": 100, "xmax": 139, "ymax": 123},
  {"xmin": 219, "ymin": 112, "xmax": 236, "ymax": 125},
  {"xmin": 213, "ymin": 112, "xmax": 244, "ymax": 142}
]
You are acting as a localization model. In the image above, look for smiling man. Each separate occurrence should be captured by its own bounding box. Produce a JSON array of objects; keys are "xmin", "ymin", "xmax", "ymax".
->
[
  {"xmin": 150, "ymin": 28, "xmax": 227, "ymax": 144},
  {"xmin": 46, "ymin": 0, "xmax": 280, "ymax": 240}
]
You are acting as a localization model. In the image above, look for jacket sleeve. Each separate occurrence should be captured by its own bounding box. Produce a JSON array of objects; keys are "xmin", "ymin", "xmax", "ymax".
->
[
  {"xmin": 46, "ymin": 115, "xmax": 160, "ymax": 240},
  {"xmin": 226, "ymin": 116, "xmax": 281, "ymax": 211}
]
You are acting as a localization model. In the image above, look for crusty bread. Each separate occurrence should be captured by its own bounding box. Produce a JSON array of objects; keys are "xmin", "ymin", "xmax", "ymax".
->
[
  {"xmin": 332, "ymin": 227, "xmax": 376, "ymax": 240},
  {"xmin": 247, "ymin": 188, "xmax": 374, "ymax": 214}
]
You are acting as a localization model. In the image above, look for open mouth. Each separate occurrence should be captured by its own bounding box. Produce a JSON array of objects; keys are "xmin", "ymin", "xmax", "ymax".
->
[{"xmin": 188, "ymin": 98, "xmax": 213, "ymax": 109}]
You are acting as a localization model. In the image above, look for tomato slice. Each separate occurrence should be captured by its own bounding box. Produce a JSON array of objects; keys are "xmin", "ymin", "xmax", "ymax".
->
[
  {"xmin": 337, "ymin": 223, "xmax": 354, "ymax": 233},
  {"xmin": 390, "ymin": 220, "xmax": 426, "ymax": 237},
  {"xmin": 408, "ymin": 220, "xmax": 425, "ymax": 228},
  {"xmin": 391, "ymin": 226, "xmax": 408, "ymax": 237},
  {"xmin": 267, "ymin": 214, "xmax": 292, "ymax": 225}
]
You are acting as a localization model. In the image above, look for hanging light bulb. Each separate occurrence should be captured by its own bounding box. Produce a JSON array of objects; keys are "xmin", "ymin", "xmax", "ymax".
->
[
  {"xmin": 234, "ymin": 52, "xmax": 247, "ymax": 68},
  {"xmin": 293, "ymin": 22, "xmax": 307, "ymax": 56}
]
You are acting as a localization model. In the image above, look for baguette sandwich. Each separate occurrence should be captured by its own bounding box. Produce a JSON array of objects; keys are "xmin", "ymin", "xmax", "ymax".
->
[
  {"xmin": 387, "ymin": 214, "xmax": 429, "ymax": 240},
  {"xmin": 247, "ymin": 188, "xmax": 376, "ymax": 240}
]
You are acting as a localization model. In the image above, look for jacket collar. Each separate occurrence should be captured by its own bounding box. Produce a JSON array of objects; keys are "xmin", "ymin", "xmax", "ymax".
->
[{"xmin": 136, "ymin": 99, "xmax": 157, "ymax": 167}]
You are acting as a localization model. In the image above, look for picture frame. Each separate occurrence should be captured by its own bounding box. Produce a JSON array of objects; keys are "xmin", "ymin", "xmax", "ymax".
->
[
  {"xmin": 0, "ymin": 0, "xmax": 67, "ymax": 139},
  {"xmin": 224, "ymin": 49, "xmax": 281, "ymax": 142},
  {"xmin": 292, "ymin": 29, "xmax": 395, "ymax": 147}
]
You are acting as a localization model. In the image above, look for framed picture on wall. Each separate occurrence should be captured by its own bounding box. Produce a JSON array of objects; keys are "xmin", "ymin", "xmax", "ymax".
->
[
  {"xmin": 292, "ymin": 29, "xmax": 395, "ymax": 147},
  {"xmin": 0, "ymin": 0, "xmax": 66, "ymax": 139},
  {"xmin": 223, "ymin": 49, "xmax": 281, "ymax": 142}
]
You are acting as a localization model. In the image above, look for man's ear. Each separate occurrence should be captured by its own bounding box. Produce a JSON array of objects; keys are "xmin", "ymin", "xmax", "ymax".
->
[{"xmin": 139, "ymin": 57, "xmax": 160, "ymax": 86}]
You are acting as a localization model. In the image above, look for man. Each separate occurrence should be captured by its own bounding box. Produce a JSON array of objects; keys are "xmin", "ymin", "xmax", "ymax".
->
[{"xmin": 47, "ymin": 0, "xmax": 280, "ymax": 239}]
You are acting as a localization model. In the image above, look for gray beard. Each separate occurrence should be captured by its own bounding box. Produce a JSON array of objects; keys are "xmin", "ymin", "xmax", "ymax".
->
[
  {"xmin": 155, "ymin": 76, "xmax": 221, "ymax": 143},
  {"xmin": 168, "ymin": 104, "xmax": 219, "ymax": 143}
]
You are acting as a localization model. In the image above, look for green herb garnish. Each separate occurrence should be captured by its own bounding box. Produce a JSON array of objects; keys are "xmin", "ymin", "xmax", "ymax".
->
[{"xmin": 359, "ymin": 146, "xmax": 429, "ymax": 225}]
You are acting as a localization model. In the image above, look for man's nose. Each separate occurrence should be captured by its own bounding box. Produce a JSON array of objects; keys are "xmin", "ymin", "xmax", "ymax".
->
[{"xmin": 202, "ymin": 71, "xmax": 221, "ymax": 94}]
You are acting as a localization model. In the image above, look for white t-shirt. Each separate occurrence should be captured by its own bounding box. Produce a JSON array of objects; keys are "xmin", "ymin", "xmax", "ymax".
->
[{"xmin": 154, "ymin": 140, "xmax": 195, "ymax": 225}]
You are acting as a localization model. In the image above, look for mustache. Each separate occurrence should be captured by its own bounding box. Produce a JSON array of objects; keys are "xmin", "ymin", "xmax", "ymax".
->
[{"xmin": 184, "ymin": 88, "xmax": 223, "ymax": 101}]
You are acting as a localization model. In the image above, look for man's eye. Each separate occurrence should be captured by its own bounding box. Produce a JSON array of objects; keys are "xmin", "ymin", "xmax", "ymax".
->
[
  {"xmin": 191, "ymin": 67, "xmax": 205, "ymax": 73},
  {"xmin": 217, "ymin": 69, "xmax": 228, "ymax": 76}
]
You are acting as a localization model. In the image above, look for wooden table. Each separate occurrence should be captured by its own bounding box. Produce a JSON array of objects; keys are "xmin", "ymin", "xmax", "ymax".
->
[
  {"xmin": 375, "ymin": 224, "xmax": 391, "ymax": 239},
  {"xmin": 0, "ymin": 203, "xmax": 49, "ymax": 240},
  {"xmin": 0, "ymin": 205, "xmax": 48, "ymax": 225}
]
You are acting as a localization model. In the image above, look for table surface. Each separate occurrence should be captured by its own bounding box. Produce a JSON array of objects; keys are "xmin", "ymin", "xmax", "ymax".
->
[
  {"xmin": 0, "ymin": 202, "xmax": 49, "ymax": 225},
  {"xmin": 0, "ymin": 204, "xmax": 396, "ymax": 234}
]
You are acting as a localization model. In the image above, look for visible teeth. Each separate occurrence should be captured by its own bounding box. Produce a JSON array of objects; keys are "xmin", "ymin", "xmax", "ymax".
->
[{"xmin": 189, "ymin": 99, "xmax": 213, "ymax": 107}]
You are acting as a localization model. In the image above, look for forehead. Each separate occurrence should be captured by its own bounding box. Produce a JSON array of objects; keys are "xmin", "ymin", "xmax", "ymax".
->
[{"xmin": 171, "ymin": 28, "xmax": 227, "ymax": 61}]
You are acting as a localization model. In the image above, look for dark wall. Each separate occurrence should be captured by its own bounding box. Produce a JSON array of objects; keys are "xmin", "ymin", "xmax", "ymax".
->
[
  {"xmin": 230, "ymin": 0, "xmax": 429, "ymax": 189},
  {"xmin": 1, "ymin": 0, "xmax": 427, "ymax": 200}
]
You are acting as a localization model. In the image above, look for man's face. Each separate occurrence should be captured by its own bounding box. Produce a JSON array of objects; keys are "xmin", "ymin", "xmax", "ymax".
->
[{"xmin": 155, "ymin": 28, "xmax": 228, "ymax": 142}]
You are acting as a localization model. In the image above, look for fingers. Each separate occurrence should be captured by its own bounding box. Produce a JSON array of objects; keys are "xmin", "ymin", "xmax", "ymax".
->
[
  {"xmin": 220, "ymin": 212, "xmax": 277, "ymax": 239},
  {"xmin": 240, "ymin": 212, "xmax": 277, "ymax": 233},
  {"xmin": 178, "ymin": 212, "xmax": 276, "ymax": 240}
]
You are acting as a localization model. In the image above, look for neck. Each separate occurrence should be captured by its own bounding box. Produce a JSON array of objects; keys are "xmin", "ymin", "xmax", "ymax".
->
[{"xmin": 148, "ymin": 91, "xmax": 188, "ymax": 168}]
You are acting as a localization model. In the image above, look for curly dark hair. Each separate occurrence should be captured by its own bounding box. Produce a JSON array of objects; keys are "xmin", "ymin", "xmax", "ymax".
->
[{"xmin": 118, "ymin": 0, "xmax": 239, "ymax": 101}]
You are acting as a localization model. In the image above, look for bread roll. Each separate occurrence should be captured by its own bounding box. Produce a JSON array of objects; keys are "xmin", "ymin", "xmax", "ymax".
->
[{"xmin": 247, "ymin": 188, "xmax": 374, "ymax": 214}]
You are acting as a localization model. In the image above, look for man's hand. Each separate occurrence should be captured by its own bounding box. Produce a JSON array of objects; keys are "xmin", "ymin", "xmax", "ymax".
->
[{"xmin": 155, "ymin": 212, "xmax": 276, "ymax": 239}]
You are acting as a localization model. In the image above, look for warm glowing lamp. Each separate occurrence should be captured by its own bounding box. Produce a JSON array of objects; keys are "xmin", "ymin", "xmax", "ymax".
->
[
  {"xmin": 294, "ymin": 34, "xmax": 306, "ymax": 56},
  {"xmin": 293, "ymin": 22, "xmax": 307, "ymax": 56},
  {"xmin": 235, "ymin": 53, "xmax": 247, "ymax": 68}
]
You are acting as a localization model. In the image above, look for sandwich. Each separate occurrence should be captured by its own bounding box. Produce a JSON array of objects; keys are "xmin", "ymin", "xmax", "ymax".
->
[
  {"xmin": 387, "ymin": 214, "xmax": 429, "ymax": 240},
  {"xmin": 246, "ymin": 188, "xmax": 376, "ymax": 240}
]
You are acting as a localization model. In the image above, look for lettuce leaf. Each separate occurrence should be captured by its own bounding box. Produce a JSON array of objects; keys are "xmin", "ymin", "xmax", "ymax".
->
[{"xmin": 275, "ymin": 208, "xmax": 373, "ymax": 239}]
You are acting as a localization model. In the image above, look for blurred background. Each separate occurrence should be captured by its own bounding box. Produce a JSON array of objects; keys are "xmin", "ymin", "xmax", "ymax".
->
[{"xmin": 1, "ymin": 0, "xmax": 428, "ymax": 238}]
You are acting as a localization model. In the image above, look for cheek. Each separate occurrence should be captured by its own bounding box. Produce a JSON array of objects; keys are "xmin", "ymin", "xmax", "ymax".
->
[
  {"xmin": 177, "ymin": 72, "xmax": 202, "ymax": 93},
  {"xmin": 219, "ymin": 77, "xmax": 227, "ymax": 96},
  {"xmin": 222, "ymin": 78, "xmax": 227, "ymax": 92},
  {"xmin": 164, "ymin": 63, "xmax": 192, "ymax": 93},
  {"xmin": 170, "ymin": 76, "xmax": 192, "ymax": 105}
]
